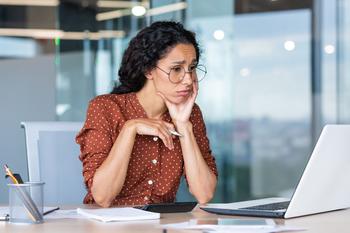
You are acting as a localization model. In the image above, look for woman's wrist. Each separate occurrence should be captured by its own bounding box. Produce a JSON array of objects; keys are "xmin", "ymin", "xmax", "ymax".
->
[
  {"xmin": 175, "ymin": 121, "xmax": 193, "ymax": 135},
  {"xmin": 123, "ymin": 119, "xmax": 137, "ymax": 136}
]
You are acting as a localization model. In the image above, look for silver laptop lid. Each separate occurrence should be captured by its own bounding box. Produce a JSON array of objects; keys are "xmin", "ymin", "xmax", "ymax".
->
[{"xmin": 285, "ymin": 124, "xmax": 350, "ymax": 218}]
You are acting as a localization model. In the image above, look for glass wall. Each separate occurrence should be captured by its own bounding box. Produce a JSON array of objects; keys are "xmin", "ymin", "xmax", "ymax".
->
[
  {"xmin": 1, "ymin": 0, "xmax": 350, "ymax": 203},
  {"xmin": 337, "ymin": 0, "xmax": 350, "ymax": 123},
  {"xmin": 180, "ymin": 0, "xmax": 313, "ymax": 202}
]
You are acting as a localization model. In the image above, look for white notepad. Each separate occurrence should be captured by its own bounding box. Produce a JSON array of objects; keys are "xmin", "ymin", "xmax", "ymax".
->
[{"xmin": 76, "ymin": 207, "xmax": 160, "ymax": 222}]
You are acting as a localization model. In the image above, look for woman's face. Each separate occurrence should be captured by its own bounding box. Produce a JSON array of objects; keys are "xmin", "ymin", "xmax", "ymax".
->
[{"xmin": 148, "ymin": 43, "xmax": 197, "ymax": 104}]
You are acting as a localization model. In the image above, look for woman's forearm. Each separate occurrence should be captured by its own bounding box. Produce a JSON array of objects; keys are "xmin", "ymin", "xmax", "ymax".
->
[
  {"xmin": 177, "ymin": 122, "xmax": 217, "ymax": 204},
  {"xmin": 91, "ymin": 120, "xmax": 137, "ymax": 207}
]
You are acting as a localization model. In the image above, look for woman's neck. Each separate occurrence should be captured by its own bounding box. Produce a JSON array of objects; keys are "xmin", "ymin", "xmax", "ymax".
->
[{"xmin": 136, "ymin": 82, "xmax": 167, "ymax": 119}]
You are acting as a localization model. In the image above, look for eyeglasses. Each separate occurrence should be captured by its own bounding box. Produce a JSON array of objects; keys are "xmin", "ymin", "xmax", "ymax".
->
[{"xmin": 156, "ymin": 64, "xmax": 207, "ymax": 84}]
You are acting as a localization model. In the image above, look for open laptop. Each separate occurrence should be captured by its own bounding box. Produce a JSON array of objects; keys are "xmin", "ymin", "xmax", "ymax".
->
[{"xmin": 201, "ymin": 124, "xmax": 350, "ymax": 218}]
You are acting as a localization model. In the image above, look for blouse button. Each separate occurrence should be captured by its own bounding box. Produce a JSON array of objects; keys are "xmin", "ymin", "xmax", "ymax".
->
[
  {"xmin": 152, "ymin": 159, "xmax": 157, "ymax": 164},
  {"xmin": 148, "ymin": 180, "xmax": 153, "ymax": 185},
  {"xmin": 153, "ymin": 137, "xmax": 158, "ymax": 141}
]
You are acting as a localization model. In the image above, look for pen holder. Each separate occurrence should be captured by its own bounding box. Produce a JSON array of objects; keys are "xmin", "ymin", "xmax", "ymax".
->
[{"xmin": 8, "ymin": 182, "xmax": 45, "ymax": 224}]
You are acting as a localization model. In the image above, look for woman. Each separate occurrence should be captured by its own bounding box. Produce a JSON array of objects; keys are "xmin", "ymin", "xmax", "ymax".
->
[{"xmin": 76, "ymin": 21, "xmax": 217, "ymax": 207}]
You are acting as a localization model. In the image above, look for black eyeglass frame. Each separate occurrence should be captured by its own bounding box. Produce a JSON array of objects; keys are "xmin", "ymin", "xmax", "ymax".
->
[{"xmin": 155, "ymin": 64, "xmax": 207, "ymax": 84}]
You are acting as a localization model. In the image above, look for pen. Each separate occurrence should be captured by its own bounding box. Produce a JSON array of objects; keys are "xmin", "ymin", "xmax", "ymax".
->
[
  {"xmin": 168, "ymin": 129, "xmax": 183, "ymax": 137},
  {"xmin": 0, "ymin": 214, "xmax": 9, "ymax": 221},
  {"xmin": 43, "ymin": 207, "xmax": 60, "ymax": 216}
]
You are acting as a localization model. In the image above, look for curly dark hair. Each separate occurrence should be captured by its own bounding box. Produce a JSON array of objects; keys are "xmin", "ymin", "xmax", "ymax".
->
[{"xmin": 111, "ymin": 21, "xmax": 200, "ymax": 94}]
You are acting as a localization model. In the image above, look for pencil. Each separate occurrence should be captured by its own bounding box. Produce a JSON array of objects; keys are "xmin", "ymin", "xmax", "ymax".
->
[
  {"xmin": 168, "ymin": 129, "xmax": 183, "ymax": 137},
  {"xmin": 3, "ymin": 164, "xmax": 40, "ymax": 222},
  {"xmin": 4, "ymin": 165, "xmax": 19, "ymax": 184}
]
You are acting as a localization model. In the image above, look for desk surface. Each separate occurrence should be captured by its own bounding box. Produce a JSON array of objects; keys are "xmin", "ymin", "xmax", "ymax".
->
[{"xmin": 1, "ymin": 205, "xmax": 350, "ymax": 233}]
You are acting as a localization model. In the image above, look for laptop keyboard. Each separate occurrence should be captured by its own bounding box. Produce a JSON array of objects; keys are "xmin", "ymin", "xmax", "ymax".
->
[{"xmin": 240, "ymin": 201, "xmax": 290, "ymax": 211}]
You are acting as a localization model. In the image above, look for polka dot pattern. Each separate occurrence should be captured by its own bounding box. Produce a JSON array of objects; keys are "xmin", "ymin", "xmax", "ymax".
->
[{"xmin": 76, "ymin": 92, "xmax": 218, "ymax": 206}]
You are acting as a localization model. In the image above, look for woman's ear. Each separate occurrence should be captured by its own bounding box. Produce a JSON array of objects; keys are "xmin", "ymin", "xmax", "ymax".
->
[{"xmin": 145, "ymin": 69, "xmax": 154, "ymax": 80}]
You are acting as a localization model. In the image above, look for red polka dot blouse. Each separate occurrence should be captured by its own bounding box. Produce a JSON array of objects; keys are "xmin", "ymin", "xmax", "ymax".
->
[{"xmin": 76, "ymin": 92, "xmax": 218, "ymax": 206}]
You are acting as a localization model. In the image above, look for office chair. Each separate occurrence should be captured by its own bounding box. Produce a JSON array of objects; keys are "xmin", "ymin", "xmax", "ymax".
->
[{"xmin": 21, "ymin": 121, "xmax": 85, "ymax": 205}]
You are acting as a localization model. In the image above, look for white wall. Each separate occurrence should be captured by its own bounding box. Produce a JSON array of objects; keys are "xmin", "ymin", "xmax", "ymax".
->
[{"xmin": 0, "ymin": 55, "xmax": 56, "ymax": 203}]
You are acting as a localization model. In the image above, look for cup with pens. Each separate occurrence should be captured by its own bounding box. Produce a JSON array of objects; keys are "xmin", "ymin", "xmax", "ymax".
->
[{"xmin": 4, "ymin": 165, "xmax": 45, "ymax": 224}]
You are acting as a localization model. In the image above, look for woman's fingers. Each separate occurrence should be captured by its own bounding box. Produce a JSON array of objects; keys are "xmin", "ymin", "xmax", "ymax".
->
[
  {"xmin": 194, "ymin": 77, "xmax": 199, "ymax": 94},
  {"xmin": 191, "ymin": 77, "xmax": 198, "ymax": 99},
  {"xmin": 156, "ymin": 128, "xmax": 174, "ymax": 150},
  {"xmin": 163, "ymin": 122, "xmax": 175, "ymax": 131},
  {"xmin": 156, "ymin": 91, "xmax": 167, "ymax": 104},
  {"xmin": 156, "ymin": 91, "xmax": 167, "ymax": 101},
  {"xmin": 147, "ymin": 120, "xmax": 175, "ymax": 150},
  {"xmin": 134, "ymin": 119, "xmax": 176, "ymax": 150},
  {"xmin": 160, "ymin": 122, "xmax": 176, "ymax": 147},
  {"xmin": 154, "ymin": 124, "xmax": 174, "ymax": 150}
]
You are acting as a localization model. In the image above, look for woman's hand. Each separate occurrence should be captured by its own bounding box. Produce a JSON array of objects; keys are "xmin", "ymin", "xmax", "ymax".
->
[
  {"xmin": 157, "ymin": 79, "xmax": 198, "ymax": 125},
  {"xmin": 125, "ymin": 119, "xmax": 176, "ymax": 150}
]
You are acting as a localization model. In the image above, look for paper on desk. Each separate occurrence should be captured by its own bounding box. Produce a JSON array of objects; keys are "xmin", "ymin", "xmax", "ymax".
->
[
  {"xmin": 3, "ymin": 207, "xmax": 159, "ymax": 221},
  {"xmin": 1, "ymin": 206, "xmax": 94, "ymax": 220},
  {"xmin": 161, "ymin": 221, "xmax": 305, "ymax": 233},
  {"xmin": 77, "ymin": 207, "xmax": 160, "ymax": 222},
  {"xmin": 43, "ymin": 209, "xmax": 84, "ymax": 219}
]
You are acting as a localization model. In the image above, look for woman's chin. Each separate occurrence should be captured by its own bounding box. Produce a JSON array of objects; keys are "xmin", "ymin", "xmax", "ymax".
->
[
  {"xmin": 161, "ymin": 93, "xmax": 190, "ymax": 104},
  {"xmin": 172, "ymin": 95, "xmax": 189, "ymax": 104}
]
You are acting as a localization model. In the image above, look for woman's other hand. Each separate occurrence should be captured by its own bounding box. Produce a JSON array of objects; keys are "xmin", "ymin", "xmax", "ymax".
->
[{"xmin": 125, "ymin": 119, "xmax": 175, "ymax": 150}]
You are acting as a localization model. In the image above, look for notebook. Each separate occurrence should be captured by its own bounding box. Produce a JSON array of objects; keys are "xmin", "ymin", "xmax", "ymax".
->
[{"xmin": 76, "ymin": 207, "xmax": 160, "ymax": 222}]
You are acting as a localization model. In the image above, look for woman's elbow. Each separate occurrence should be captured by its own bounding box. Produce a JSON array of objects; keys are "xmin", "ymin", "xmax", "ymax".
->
[
  {"xmin": 190, "ymin": 187, "xmax": 214, "ymax": 204},
  {"xmin": 191, "ymin": 181, "xmax": 217, "ymax": 204},
  {"xmin": 196, "ymin": 192, "xmax": 214, "ymax": 204},
  {"xmin": 94, "ymin": 197, "xmax": 112, "ymax": 208},
  {"xmin": 91, "ymin": 185, "xmax": 113, "ymax": 208}
]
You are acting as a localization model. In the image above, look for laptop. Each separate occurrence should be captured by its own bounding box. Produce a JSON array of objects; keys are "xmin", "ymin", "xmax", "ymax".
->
[{"xmin": 201, "ymin": 124, "xmax": 350, "ymax": 218}]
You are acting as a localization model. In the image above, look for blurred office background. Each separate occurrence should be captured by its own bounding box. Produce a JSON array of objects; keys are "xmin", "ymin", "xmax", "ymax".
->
[{"xmin": 0, "ymin": 0, "xmax": 349, "ymax": 203}]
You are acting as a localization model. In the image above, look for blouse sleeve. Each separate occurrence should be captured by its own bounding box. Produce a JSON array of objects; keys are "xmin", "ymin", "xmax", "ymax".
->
[
  {"xmin": 76, "ymin": 97, "xmax": 115, "ymax": 191},
  {"xmin": 189, "ymin": 104, "xmax": 218, "ymax": 178}
]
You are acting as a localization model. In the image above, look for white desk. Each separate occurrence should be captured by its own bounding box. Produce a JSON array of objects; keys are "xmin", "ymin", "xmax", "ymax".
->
[{"xmin": 1, "ymin": 205, "xmax": 350, "ymax": 233}]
